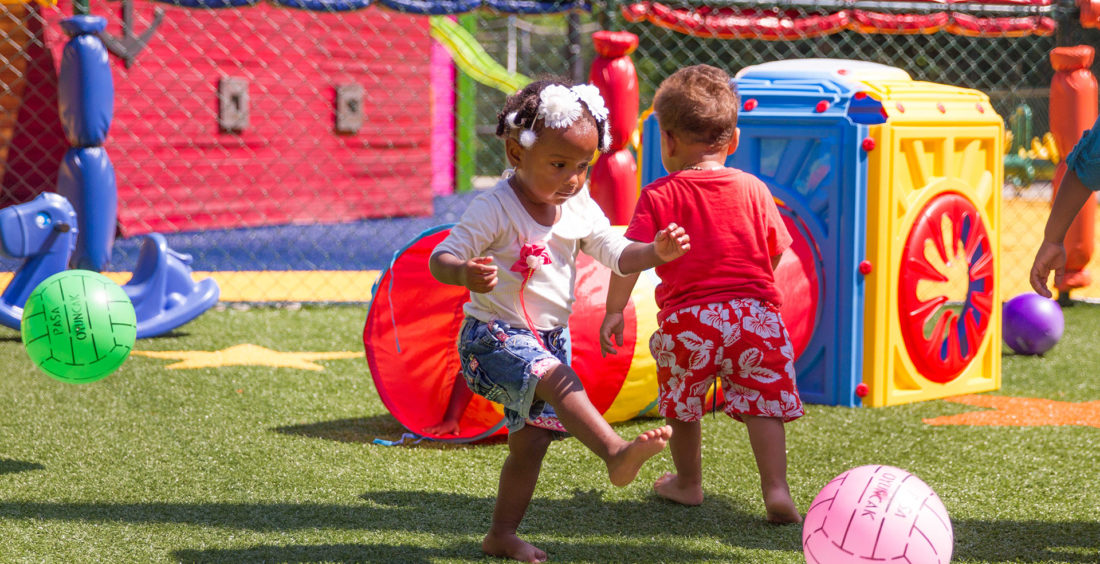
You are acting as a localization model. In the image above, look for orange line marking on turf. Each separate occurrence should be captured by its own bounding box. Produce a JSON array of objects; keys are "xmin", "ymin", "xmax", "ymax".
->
[
  {"xmin": 923, "ymin": 395, "xmax": 1100, "ymax": 428},
  {"xmin": 132, "ymin": 344, "xmax": 360, "ymax": 370}
]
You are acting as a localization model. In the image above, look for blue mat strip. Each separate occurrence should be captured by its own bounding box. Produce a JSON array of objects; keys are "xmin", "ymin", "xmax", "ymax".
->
[{"xmin": 0, "ymin": 193, "xmax": 478, "ymax": 273}]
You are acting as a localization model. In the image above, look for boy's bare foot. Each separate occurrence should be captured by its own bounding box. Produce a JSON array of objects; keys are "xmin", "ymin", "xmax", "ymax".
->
[
  {"xmin": 763, "ymin": 485, "xmax": 802, "ymax": 524},
  {"xmin": 653, "ymin": 472, "xmax": 704, "ymax": 505},
  {"xmin": 608, "ymin": 425, "xmax": 672, "ymax": 487},
  {"xmin": 422, "ymin": 419, "xmax": 460, "ymax": 436},
  {"xmin": 483, "ymin": 532, "xmax": 548, "ymax": 563}
]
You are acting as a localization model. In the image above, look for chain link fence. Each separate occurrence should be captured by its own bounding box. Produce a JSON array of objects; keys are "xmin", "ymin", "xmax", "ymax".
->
[{"xmin": 1, "ymin": 0, "xmax": 1098, "ymax": 302}]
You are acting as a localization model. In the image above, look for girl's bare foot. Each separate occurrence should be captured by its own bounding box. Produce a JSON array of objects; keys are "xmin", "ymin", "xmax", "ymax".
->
[
  {"xmin": 483, "ymin": 532, "xmax": 548, "ymax": 563},
  {"xmin": 652, "ymin": 472, "xmax": 704, "ymax": 505},
  {"xmin": 763, "ymin": 485, "xmax": 802, "ymax": 524},
  {"xmin": 607, "ymin": 425, "xmax": 672, "ymax": 487}
]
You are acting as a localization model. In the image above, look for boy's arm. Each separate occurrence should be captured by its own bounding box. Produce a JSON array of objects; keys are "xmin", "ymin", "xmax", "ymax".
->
[
  {"xmin": 617, "ymin": 223, "xmax": 691, "ymax": 274},
  {"xmin": 601, "ymin": 272, "xmax": 641, "ymax": 356},
  {"xmin": 771, "ymin": 254, "xmax": 782, "ymax": 271},
  {"xmin": 430, "ymin": 251, "xmax": 498, "ymax": 293},
  {"xmin": 1030, "ymin": 168, "xmax": 1092, "ymax": 297}
]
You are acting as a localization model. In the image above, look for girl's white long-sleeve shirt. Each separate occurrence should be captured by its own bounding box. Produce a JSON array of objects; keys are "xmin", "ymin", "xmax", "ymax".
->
[{"xmin": 434, "ymin": 178, "xmax": 630, "ymax": 331}]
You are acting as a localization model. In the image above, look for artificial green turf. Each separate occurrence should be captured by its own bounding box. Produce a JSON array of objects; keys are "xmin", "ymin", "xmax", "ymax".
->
[{"xmin": 0, "ymin": 303, "xmax": 1097, "ymax": 563}]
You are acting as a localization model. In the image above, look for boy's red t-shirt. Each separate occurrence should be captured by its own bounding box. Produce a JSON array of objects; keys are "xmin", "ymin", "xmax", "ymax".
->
[{"xmin": 624, "ymin": 167, "xmax": 792, "ymax": 321}]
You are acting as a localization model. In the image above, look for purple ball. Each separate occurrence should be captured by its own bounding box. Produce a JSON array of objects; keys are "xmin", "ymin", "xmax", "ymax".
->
[{"xmin": 1002, "ymin": 294, "xmax": 1064, "ymax": 355}]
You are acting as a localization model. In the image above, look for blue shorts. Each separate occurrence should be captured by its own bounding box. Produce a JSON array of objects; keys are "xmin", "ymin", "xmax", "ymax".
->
[
  {"xmin": 1066, "ymin": 115, "xmax": 1100, "ymax": 190},
  {"xmin": 458, "ymin": 318, "xmax": 570, "ymax": 433}
]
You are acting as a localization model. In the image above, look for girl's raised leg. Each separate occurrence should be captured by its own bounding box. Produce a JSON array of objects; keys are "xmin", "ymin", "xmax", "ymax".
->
[{"xmin": 535, "ymin": 363, "xmax": 671, "ymax": 487}]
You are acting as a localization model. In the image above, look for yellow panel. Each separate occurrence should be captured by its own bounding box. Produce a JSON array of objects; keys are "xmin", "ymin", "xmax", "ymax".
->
[
  {"xmin": 859, "ymin": 80, "xmax": 997, "ymax": 126},
  {"xmin": 198, "ymin": 271, "xmax": 379, "ymax": 302},
  {"xmin": 861, "ymin": 99, "xmax": 1003, "ymax": 407},
  {"xmin": 0, "ymin": 271, "xmax": 384, "ymax": 303}
]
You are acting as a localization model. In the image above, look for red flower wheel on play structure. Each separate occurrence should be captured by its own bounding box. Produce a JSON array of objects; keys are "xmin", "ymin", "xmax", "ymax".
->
[{"xmin": 898, "ymin": 192, "xmax": 994, "ymax": 383}]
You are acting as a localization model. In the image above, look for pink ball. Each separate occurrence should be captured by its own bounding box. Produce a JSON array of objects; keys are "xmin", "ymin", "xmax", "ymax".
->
[{"xmin": 803, "ymin": 465, "xmax": 953, "ymax": 564}]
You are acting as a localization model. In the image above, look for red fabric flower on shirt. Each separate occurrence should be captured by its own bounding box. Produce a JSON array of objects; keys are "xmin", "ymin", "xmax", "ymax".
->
[
  {"xmin": 511, "ymin": 242, "xmax": 552, "ymax": 274},
  {"xmin": 510, "ymin": 242, "xmax": 552, "ymax": 350}
]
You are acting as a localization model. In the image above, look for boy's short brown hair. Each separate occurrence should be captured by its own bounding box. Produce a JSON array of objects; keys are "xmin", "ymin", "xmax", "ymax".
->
[{"xmin": 653, "ymin": 64, "xmax": 739, "ymax": 150}]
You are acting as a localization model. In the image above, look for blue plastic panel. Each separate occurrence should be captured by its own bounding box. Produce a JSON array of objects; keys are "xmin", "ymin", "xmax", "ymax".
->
[
  {"xmin": 730, "ymin": 118, "xmax": 868, "ymax": 407},
  {"xmin": 58, "ymin": 24, "xmax": 113, "ymax": 147},
  {"xmin": 638, "ymin": 69, "xmax": 876, "ymax": 406},
  {"xmin": 274, "ymin": 0, "xmax": 373, "ymax": 10},
  {"xmin": 57, "ymin": 147, "xmax": 117, "ymax": 272}
]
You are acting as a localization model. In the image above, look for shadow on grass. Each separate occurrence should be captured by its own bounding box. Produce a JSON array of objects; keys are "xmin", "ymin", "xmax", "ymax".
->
[
  {"xmin": 0, "ymin": 459, "xmax": 43, "ymax": 475},
  {"xmin": 953, "ymin": 519, "xmax": 1100, "ymax": 563},
  {"xmin": 3, "ymin": 492, "xmax": 1095, "ymax": 562},
  {"xmin": 274, "ymin": 415, "xmax": 407, "ymax": 444},
  {"xmin": 172, "ymin": 540, "xmax": 732, "ymax": 563},
  {"xmin": 0, "ymin": 490, "xmax": 786, "ymax": 552},
  {"xmin": 138, "ymin": 330, "xmax": 191, "ymax": 340},
  {"xmin": 272, "ymin": 417, "xmax": 506, "ymax": 448},
  {"xmin": 174, "ymin": 542, "xmax": 481, "ymax": 563}
]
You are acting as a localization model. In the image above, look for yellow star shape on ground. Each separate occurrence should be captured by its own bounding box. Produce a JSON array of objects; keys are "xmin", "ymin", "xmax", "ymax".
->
[
  {"xmin": 923, "ymin": 395, "xmax": 1100, "ymax": 428},
  {"xmin": 131, "ymin": 344, "xmax": 360, "ymax": 371}
]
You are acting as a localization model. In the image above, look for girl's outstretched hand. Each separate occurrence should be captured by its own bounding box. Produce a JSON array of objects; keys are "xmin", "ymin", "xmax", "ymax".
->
[
  {"xmin": 463, "ymin": 256, "xmax": 498, "ymax": 293},
  {"xmin": 654, "ymin": 223, "xmax": 691, "ymax": 262}
]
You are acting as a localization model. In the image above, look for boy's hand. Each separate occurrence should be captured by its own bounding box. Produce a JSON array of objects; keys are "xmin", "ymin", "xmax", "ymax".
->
[
  {"xmin": 1030, "ymin": 241, "xmax": 1066, "ymax": 298},
  {"xmin": 654, "ymin": 223, "xmax": 691, "ymax": 262},
  {"xmin": 600, "ymin": 312, "xmax": 626, "ymax": 357},
  {"xmin": 462, "ymin": 257, "xmax": 497, "ymax": 293}
]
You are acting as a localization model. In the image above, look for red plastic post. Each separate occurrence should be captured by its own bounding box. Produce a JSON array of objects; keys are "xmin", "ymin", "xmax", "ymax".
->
[
  {"xmin": 1080, "ymin": 0, "xmax": 1100, "ymax": 28},
  {"xmin": 588, "ymin": 31, "xmax": 640, "ymax": 225},
  {"xmin": 1049, "ymin": 46, "xmax": 1098, "ymax": 290}
]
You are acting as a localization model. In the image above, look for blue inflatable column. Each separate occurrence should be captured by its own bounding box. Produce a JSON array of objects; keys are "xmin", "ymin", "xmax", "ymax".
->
[{"xmin": 56, "ymin": 16, "xmax": 116, "ymax": 272}]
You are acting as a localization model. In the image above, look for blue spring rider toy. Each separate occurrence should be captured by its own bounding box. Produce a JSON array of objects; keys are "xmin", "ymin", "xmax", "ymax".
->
[{"xmin": 0, "ymin": 192, "xmax": 219, "ymax": 338}]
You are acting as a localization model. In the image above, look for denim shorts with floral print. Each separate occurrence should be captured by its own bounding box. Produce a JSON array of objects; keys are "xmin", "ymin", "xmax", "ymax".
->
[{"xmin": 458, "ymin": 318, "xmax": 570, "ymax": 433}]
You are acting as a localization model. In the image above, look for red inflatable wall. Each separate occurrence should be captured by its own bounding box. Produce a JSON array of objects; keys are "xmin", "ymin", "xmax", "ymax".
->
[{"xmin": 45, "ymin": 0, "xmax": 433, "ymax": 236}]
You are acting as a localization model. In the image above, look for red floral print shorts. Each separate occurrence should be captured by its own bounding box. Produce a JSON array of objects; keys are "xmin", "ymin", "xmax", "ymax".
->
[{"xmin": 650, "ymin": 298, "xmax": 804, "ymax": 423}]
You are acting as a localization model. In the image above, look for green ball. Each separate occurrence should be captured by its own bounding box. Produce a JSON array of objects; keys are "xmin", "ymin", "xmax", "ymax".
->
[{"xmin": 20, "ymin": 270, "xmax": 137, "ymax": 384}]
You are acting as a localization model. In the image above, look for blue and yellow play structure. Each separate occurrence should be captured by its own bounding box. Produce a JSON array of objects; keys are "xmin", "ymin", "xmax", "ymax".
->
[{"xmin": 640, "ymin": 59, "xmax": 1002, "ymax": 407}]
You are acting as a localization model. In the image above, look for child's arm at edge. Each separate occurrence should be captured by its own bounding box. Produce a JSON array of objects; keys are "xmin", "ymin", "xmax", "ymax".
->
[
  {"xmin": 601, "ymin": 272, "xmax": 640, "ymax": 357},
  {"xmin": 1030, "ymin": 168, "xmax": 1092, "ymax": 298},
  {"xmin": 430, "ymin": 251, "xmax": 498, "ymax": 293}
]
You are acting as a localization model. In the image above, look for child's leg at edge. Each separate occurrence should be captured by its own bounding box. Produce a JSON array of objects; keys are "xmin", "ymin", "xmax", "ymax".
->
[
  {"xmin": 653, "ymin": 418, "xmax": 704, "ymax": 505},
  {"xmin": 483, "ymin": 425, "xmax": 553, "ymax": 563},
  {"xmin": 535, "ymin": 363, "xmax": 671, "ymax": 487},
  {"xmin": 741, "ymin": 415, "xmax": 801, "ymax": 523}
]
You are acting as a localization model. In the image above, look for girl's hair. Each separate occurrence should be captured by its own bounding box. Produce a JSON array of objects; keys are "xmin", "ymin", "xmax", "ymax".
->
[{"xmin": 495, "ymin": 77, "xmax": 612, "ymax": 153}]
